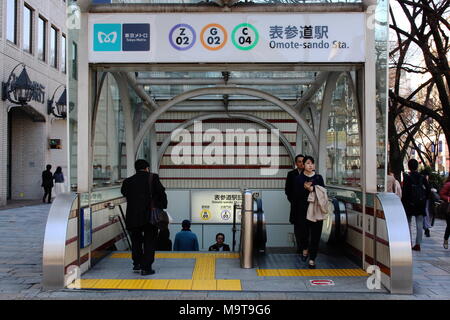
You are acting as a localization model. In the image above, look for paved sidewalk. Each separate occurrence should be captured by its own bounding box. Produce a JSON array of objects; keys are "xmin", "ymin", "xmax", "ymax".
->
[{"xmin": 0, "ymin": 204, "xmax": 450, "ymax": 300}]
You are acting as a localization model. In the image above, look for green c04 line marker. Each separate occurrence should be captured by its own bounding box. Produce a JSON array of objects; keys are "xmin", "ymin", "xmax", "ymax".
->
[{"xmin": 232, "ymin": 23, "xmax": 259, "ymax": 51}]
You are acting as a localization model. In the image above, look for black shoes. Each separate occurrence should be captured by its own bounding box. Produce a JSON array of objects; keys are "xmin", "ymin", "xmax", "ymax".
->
[
  {"xmin": 425, "ymin": 229, "xmax": 430, "ymax": 237},
  {"xmin": 141, "ymin": 269, "xmax": 155, "ymax": 276},
  {"xmin": 133, "ymin": 265, "xmax": 141, "ymax": 273}
]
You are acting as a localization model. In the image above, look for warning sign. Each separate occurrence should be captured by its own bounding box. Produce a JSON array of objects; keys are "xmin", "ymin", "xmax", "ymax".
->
[{"xmin": 310, "ymin": 280, "xmax": 335, "ymax": 286}]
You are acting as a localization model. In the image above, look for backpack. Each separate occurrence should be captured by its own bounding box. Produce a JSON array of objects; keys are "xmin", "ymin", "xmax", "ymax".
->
[{"xmin": 407, "ymin": 174, "xmax": 427, "ymax": 207}]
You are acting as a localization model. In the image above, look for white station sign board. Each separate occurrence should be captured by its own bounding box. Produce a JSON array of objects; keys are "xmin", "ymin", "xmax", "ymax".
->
[
  {"xmin": 89, "ymin": 13, "xmax": 366, "ymax": 63},
  {"xmin": 191, "ymin": 190, "xmax": 243, "ymax": 224}
]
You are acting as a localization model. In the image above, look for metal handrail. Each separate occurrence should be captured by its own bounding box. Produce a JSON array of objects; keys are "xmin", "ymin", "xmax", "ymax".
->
[
  {"xmin": 375, "ymin": 192, "xmax": 413, "ymax": 294},
  {"xmin": 42, "ymin": 192, "xmax": 78, "ymax": 290}
]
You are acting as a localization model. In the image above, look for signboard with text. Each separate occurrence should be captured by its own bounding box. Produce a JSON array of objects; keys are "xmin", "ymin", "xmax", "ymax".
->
[
  {"xmin": 191, "ymin": 190, "xmax": 245, "ymax": 224},
  {"xmin": 89, "ymin": 13, "xmax": 365, "ymax": 63}
]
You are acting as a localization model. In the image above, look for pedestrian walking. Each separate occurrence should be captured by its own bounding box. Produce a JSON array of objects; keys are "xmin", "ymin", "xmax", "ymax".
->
[
  {"xmin": 386, "ymin": 166, "xmax": 402, "ymax": 198},
  {"xmin": 121, "ymin": 159, "xmax": 168, "ymax": 276},
  {"xmin": 41, "ymin": 164, "xmax": 53, "ymax": 203},
  {"xmin": 421, "ymin": 170, "xmax": 432, "ymax": 237},
  {"xmin": 53, "ymin": 167, "xmax": 65, "ymax": 196},
  {"xmin": 173, "ymin": 220, "xmax": 199, "ymax": 251},
  {"xmin": 401, "ymin": 159, "xmax": 430, "ymax": 251},
  {"xmin": 285, "ymin": 154, "xmax": 304, "ymax": 255},
  {"xmin": 439, "ymin": 176, "xmax": 450, "ymax": 249},
  {"xmin": 293, "ymin": 156, "xmax": 326, "ymax": 269}
]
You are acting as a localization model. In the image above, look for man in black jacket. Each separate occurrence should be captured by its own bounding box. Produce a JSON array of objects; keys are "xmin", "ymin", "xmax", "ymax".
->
[
  {"xmin": 401, "ymin": 159, "xmax": 430, "ymax": 251},
  {"xmin": 285, "ymin": 154, "xmax": 304, "ymax": 254},
  {"xmin": 121, "ymin": 159, "xmax": 168, "ymax": 275},
  {"xmin": 41, "ymin": 164, "xmax": 54, "ymax": 203}
]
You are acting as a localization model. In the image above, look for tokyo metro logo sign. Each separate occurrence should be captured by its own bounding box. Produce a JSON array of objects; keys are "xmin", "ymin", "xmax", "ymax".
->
[
  {"xmin": 94, "ymin": 24, "xmax": 121, "ymax": 51},
  {"xmin": 94, "ymin": 23, "xmax": 150, "ymax": 52}
]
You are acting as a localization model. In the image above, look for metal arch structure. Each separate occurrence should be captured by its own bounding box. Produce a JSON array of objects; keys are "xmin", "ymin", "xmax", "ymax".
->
[
  {"xmin": 155, "ymin": 112, "xmax": 297, "ymax": 172},
  {"xmin": 317, "ymin": 71, "xmax": 361, "ymax": 178},
  {"xmin": 135, "ymin": 86, "xmax": 319, "ymax": 159}
]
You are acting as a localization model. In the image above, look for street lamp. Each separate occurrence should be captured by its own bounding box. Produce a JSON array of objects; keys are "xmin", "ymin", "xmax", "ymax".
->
[
  {"xmin": 47, "ymin": 85, "xmax": 67, "ymax": 119},
  {"xmin": 2, "ymin": 64, "xmax": 34, "ymax": 106}
]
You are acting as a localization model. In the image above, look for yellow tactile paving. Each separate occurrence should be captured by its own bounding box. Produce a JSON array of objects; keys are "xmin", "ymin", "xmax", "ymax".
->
[
  {"xmin": 217, "ymin": 279, "xmax": 242, "ymax": 291},
  {"xmin": 192, "ymin": 257, "xmax": 216, "ymax": 280},
  {"xmin": 167, "ymin": 279, "xmax": 193, "ymax": 290},
  {"xmin": 257, "ymin": 269, "xmax": 369, "ymax": 277},
  {"xmin": 92, "ymin": 279, "xmax": 123, "ymax": 289},
  {"xmin": 192, "ymin": 280, "xmax": 217, "ymax": 291},
  {"xmin": 118, "ymin": 279, "xmax": 147, "ymax": 289},
  {"xmin": 141, "ymin": 279, "xmax": 170, "ymax": 290},
  {"xmin": 70, "ymin": 279, "xmax": 99, "ymax": 289}
]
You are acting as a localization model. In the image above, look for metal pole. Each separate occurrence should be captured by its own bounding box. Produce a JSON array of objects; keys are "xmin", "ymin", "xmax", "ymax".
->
[
  {"xmin": 240, "ymin": 190, "xmax": 254, "ymax": 269},
  {"xmin": 232, "ymin": 202, "xmax": 237, "ymax": 252}
]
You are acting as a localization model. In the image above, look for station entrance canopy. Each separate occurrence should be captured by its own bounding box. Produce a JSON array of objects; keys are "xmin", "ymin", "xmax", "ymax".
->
[
  {"xmin": 47, "ymin": 0, "xmax": 415, "ymax": 296},
  {"xmin": 88, "ymin": 13, "xmax": 366, "ymax": 63}
]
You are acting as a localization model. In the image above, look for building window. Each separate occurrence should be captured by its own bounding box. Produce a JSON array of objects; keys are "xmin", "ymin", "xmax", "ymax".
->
[
  {"xmin": 50, "ymin": 26, "xmax": 58, "ymax": 68},
  {"xmin": 61, "ymin": 35, "xmax": 67, "ymax": 73},
  {"xmin": 6, "ymin": 0, "xmax": 17, "ymax": 44},
  {"xmin": 72, "ymin": 42, "xmax": 78, "ymax": 80},
  {"xmin": 38, "ymin": 16, "xmax": 47, "ymax": 61},
  {"xmin": 23, "ymin": 5, "xmax": 33, "ymax": 54}
]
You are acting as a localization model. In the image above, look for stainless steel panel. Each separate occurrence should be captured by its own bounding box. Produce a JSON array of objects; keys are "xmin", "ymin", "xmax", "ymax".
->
[
  {"xmin": 42, "ymin": 193, "xmax": 78, "ymax": 290},
  {"xmin": 376, "ymin": 192, "xmax": 413, "ymax": 294}
]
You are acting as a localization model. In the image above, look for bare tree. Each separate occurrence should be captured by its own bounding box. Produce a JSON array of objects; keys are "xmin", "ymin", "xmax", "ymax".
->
[{"xmin": 389, "ymin": 0, "xmax": 449, "ymax": 179}]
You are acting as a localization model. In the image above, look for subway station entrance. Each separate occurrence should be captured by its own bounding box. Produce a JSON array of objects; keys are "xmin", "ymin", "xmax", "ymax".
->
[{"xmin": 42, "ymin": 0, "xmax": 413, "ymax": 295}]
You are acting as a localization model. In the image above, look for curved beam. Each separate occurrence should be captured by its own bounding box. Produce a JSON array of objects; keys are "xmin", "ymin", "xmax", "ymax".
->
[
  {"xmin": 156, "ymin": 112, "xmax": 297, "ymax": 169},
  {"xmin": 135, "ymin": 86, "xmax": 318, "ymax": 158},
  {"xmin": 112, "ymin": 73, "xmax": 136, "ymax": 178},
  {"xmin": 317, "ymin": 72, "xmax": 341, "ymax": 178}
]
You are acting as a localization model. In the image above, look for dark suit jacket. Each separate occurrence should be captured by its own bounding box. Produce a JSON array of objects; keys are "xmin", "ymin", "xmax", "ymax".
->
[
  {"xmin": 285, "ymin": 169, "xmax": 301, "ymax": 224},
  {"xmin": 41, "ymin": 170, "xmax": 54, "ymax": 188},
  {"xmin": 208, "ymin": 243, "xmax": 230, "ymax": 251},
  {"xmin": 121, "ymin": 171, "xmax": 168, "ymax": 230}
]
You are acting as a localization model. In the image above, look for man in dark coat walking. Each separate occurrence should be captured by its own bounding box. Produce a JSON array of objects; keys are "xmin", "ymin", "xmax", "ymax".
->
[
  {"xmin": 42, "ymin": 164, "xmax": 54, "ymax": 203},
  {"xmin": 285, "ymin": 154, "xmax": 304, "ymax": 254},
  {"xmin": 402, "ymin": 159, "xmax": 430, "ymax": 251},
  {"xmin": 121, "ymin": 159, "xmax": 168, "ymax": 275}
]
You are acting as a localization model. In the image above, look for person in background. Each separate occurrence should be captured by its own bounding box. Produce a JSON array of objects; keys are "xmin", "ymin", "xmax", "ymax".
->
[
  {"xmin": 439, "ymin": 176, "xmax": 450, "ymax": 249},
  {"xmin": 156, "ymin": 220, "xmax": 172, "ymax": 251},
  {"xmin": 386, "ymin": 165, "xmax": 402, "ymax": 198},
  {"xmin": 53, "ymin": 167, "xmax": 65, "ymax": 197},
  {"xmin": 41, "ymin": 165, "xmax": 54, "ymax": 204},
  {"xmin": 208, "ymin": 233, "xmax": 230, "ymax": 251},
  {"xmin": 285, "ymin": 154, "xmax": 304, "ymax": 255},
  {"xmin": 401, "ymin": 159, "xmax": 430, "ymax": 251},
  {"xmin": 173, "ymin": 220, "xmax": 199, "ymax": 251},
  {"xmin": 293, "ymin": 156, "xmax": 325, "ymax": 269},
  {"xmin": 421, "ymin": 169, "xmax": 432, "ymax": 238}
]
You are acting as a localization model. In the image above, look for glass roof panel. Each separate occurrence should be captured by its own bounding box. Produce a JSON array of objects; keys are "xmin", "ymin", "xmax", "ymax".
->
[{"xmin": 97, "ymin": 0, "xmax": 362, "ymax": 4}]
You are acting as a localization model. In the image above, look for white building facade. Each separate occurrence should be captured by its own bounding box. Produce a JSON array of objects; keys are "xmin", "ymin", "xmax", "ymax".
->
[{"xmin": 0, "ymin": 0, "xmax": 68, "ymax": 205}]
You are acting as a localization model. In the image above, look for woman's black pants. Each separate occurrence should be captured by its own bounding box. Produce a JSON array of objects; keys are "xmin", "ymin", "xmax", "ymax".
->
[
  {"xmin": 445, "ymin": 214, "xmax": 450, "ymax": 241},
  {"xmin": 296, "ymin": 216, "xmax": 323, "ymax": 260}
]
